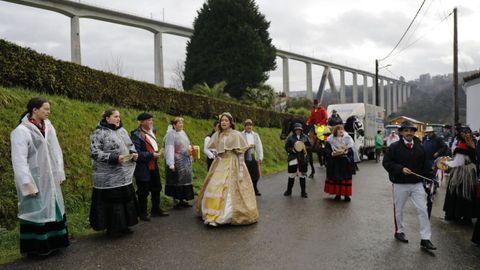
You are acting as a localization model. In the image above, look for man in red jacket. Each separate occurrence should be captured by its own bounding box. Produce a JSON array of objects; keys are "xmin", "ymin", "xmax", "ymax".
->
[{"xmin": 306, "ymin": 99, "xmax": 328, "ymax": 129}]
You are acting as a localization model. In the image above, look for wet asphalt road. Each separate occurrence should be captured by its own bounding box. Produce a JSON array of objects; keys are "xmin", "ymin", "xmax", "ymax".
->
[{"xmin": 2, "ymin": 161, "xmax": 479, "ymax": 270}]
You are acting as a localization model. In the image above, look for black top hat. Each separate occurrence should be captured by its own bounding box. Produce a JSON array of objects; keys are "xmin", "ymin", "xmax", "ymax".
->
[
  {"xmin": 398, "ymin": 121, "xmax": 417, "ymax": 132},
  {"xmin": 137, "ymin": 112, "xmax": 153, "ymax": 121},
  {"xmin": 293, "ymin": 123, "xmax": 303, "ymax": 131}
]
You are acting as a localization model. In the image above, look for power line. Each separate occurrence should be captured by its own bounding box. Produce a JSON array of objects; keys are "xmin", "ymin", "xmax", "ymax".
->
[
  {"xmin": 402, "ymin": 0, "xmax": 435, "ymax": 50},
  {"xmin": 382, "ymin": 67, "xmax": 400, "ymax": 79},
  {"xmin": 437, "ymin": 0, "xmax": 450, "ymax": 21},
  {"xmin": 378, "ymin": 0, "xmax": 427, "ymax": 62},
  {"xmin": 389, "ymin": 11, "xmax": 452, "ymax": 61}
]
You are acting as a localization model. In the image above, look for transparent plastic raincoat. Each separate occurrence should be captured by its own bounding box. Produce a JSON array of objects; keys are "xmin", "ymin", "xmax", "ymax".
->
[{"xmin": 11, "ymin": 115, "xmax": 66, "ymax": 223}]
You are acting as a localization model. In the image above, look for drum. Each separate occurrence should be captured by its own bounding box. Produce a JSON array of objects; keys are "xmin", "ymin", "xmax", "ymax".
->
[
  {"xmin": 435, "ymin": 156, "xmax": 449, "ymax": 170},
  {"xmin": 294, "ymin": 140, "xmax": 306, "ymax": 153}
]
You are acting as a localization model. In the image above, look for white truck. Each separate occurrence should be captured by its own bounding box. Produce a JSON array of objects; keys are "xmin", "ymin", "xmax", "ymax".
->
[{"xmin": 327, "ymin": 103, "xmax": 385, "ymax": 160}]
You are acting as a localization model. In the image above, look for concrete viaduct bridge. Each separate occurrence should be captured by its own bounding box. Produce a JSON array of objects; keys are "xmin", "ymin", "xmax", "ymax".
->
[{"xmin": 3, "ymin": 0, "xmax": 411, "ymax": 116}]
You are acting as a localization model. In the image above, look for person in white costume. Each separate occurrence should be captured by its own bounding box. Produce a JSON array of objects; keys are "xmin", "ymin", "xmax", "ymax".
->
[
  {"xmin": 241, "ymin": 119, "xmax": 264, "ymax": 196},
  {"xmin": 11, "ymin": 97, "xmax": 69, "ymax": 256}
]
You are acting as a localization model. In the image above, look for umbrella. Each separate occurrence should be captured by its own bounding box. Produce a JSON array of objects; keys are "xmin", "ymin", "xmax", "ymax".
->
[{"xmin": 411, "ymin": 172, "xmax": 439, "ymax": 219}]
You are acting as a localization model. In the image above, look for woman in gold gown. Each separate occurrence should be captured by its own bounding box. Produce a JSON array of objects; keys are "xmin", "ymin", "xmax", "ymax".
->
[{"xmin": 196, "ymin": 112, "xmax": 259, "ymax": 226}]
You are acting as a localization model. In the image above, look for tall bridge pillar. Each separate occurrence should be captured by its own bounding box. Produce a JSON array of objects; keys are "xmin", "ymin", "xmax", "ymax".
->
[
  {"xmin": 397, "ymin": 84, "xmax": 402, "ymax": 109},
  {"xmin": 363, "ymin": 75, "xmax": 368, "ymax": 104},
  {"xmin": 70, "ymin": 15, "xmax": 81, "ymax": 64},
  {"xmin": 282, "ymin": 57, "xmax": 290, "ymax": 97},
  {"xmin": 339, "ymin": 69, "xmax": 345, "ymax": 103},
  {"xmin": 306, "ymin": 62, "xmax": 313, "ymax": 100},
  {"xmin": 371, "ymin": 78, "xmax": 377, "ymax": 105},
  {"xmin": 154, "ymin": 32, "xmax": 164, "ymax": 87},
  {"xmin": 352, "ymin": 72, "xmax": 358, "ymax": 103},
  {"xmin": 386, "ymin": 81, "xmax": 392, "ymax": 117},
  {"xmin": 392, "ymin": 82, "xmax": 398, "ymax": 113}
]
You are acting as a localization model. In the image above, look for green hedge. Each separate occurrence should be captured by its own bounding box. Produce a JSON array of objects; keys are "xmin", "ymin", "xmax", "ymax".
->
[
  {"xmin": 0, "ymin": 39, "xmax": 299, "ymax": 127},
  {"xmin": 0, "ymin": 86, "xmax": 289, "ymax": 262}
]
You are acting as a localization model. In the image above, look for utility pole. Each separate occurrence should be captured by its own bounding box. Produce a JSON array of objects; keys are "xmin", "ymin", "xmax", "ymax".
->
[
  {"xmin": 453, "ymin": 7, "xmax": 459, "ymax": 124},
  {"xmin": 375, "ymin": 59, "xmax": 379, "ymax": 106}
]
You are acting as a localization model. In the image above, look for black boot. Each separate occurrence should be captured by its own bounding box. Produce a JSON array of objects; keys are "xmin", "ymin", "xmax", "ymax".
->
[
  {"xmin": 138, "ymin": 195, "xmax": 150, "ymax": 221},
  {"xmin": 300, "ymin": 177, "xmax": 308, "ymax": 198},
  {"xmin": 151, "ymin": 192, "xmax": 169, "ymax": 217},
  {"xmin": 253, "ymin": 180, "xmax": 261, "ymax": 196},
  {"xmin": 283, "ymin": 177, "xmax": 295, "ymax": 196}
]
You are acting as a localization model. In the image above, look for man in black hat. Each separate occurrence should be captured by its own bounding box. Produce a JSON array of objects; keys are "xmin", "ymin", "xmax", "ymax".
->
[
  {"xmin": 284, "ymin": 123, "xmax": 311, "ymax": 198},
  {"xmin": 131, "ymin": 113, "xmax": 169, "ymax": 221},
  {"xmin": 382, "ymin": 121, "xmax": 436, "ymax": 250},
  {"xmin": 327, "ymin": 109, "xmax": 343, "ymax": 127}
]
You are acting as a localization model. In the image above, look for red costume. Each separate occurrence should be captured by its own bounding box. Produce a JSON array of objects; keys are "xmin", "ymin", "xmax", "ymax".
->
[{"xmin": 306, "ymin": 106, "xmax": 328, "ymax": 126}]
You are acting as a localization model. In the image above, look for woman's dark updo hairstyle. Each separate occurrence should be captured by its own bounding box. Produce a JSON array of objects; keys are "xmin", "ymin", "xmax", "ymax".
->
[
  {"xmin": 102, "ymin": 108, "xmax": 118, "ymax": 120},
  {"xmin": 19, "ymin": 97, "xmax": 48, "ymax": 123}
]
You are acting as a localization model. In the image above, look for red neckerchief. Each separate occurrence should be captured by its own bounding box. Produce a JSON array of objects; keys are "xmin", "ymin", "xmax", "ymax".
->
[
  {"xmin": 29, "ymin": 118, "xmax": 45, "ymax": 137},
  {"xmin": 140, "ymin": 128, "xmax": 157, "ymax": 171}
]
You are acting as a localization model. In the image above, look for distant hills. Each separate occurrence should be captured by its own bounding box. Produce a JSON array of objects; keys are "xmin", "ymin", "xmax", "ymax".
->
[
  {"xmin": 395, "ymin": 70, "xmax": 479, "ymax": 124},
  {"xmin": 286, "ymin": 69, "xmax": 479, "ymax": 125}
]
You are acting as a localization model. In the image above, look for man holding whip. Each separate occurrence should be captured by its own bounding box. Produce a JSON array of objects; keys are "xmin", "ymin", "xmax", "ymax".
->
[{"xmin": 382, "ymin": 121, "xmax": 437, "ymax": 250}]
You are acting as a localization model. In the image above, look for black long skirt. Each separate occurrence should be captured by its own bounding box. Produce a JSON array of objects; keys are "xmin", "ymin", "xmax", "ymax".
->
[
  {"xmin": 443, "ymin": 184, "xmax": 477, "ymax": 221},
  {"xmin": 19, "ymin": 203, "xmax": 69, "ymax": 255},
  {"xmin": 89, "ymin": 184, "xmax": 139, "ymax": 233},
  {"xmin": 473, "ymin": 218, "xmax": 480, "ymax": 245}
]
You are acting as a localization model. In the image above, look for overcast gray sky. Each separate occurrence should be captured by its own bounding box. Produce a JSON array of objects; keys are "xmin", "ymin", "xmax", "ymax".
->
[{"xmin": 0, "ymin": 0, "xmax": 478, "ymax": 92}]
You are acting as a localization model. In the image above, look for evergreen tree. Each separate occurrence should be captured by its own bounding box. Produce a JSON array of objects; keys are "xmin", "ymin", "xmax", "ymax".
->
[{"xmin": 183, "ymin": 0, "xmax": 276, "ymax": 99}]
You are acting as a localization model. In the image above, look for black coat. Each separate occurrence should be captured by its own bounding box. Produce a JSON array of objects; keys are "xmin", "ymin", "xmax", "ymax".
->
[
  {"xmin": 131, "ymin": 128, "xmax": 160, "ymax": 182},
  {"xmin": 285, "ymin": 133, "xmax": 312, "ymax": 162},
  {"xmin": 327, "ymin": 115, "xmax": 343, "ymax": 126},
  {"xmin": 383, "ymin": 137, "xmax": 433, "ymax": 184},
  {"xmin": 421, "ymin": 134, "xmax": 448, "ymax": 160},
  {"xmin": 285, "ymin": 133, "xmax": 311, "ymax": 173}
]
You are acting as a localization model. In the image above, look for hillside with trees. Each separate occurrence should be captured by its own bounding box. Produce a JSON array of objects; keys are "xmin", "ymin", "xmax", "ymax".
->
[
  {"xmin": 286, "ymin": 70, "xmax": 478, "ymax": 125},
  {"xmin": 395, "ymin": 71, "xmax": 477, "ymax": 124}
]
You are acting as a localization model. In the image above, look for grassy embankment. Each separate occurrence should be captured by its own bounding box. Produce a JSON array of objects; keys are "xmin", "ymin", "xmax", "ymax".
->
[{"xmin": 0, "ymin": 86, "xmax": 287, "ymax": 263}]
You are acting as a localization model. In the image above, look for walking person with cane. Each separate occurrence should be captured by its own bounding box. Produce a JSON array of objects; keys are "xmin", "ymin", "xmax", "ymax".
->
[{"xmin": 382, "ymin": 121, "xmax": 437, "ymax": 250}]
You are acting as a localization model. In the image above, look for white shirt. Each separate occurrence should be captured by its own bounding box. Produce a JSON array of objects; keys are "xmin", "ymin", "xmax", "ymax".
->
[
  {"xmin": 241, "ymin": 130, "xmax": 264, "ymax": 161},
  {"xmin": 446, "ymin": 154, "xmax": 467, "ymax": 168},
  {"xmin": 204, "ymin": 136, "xmax": 215, "ymax": 159},
  {"xmin": 402, "ymin": 138, "xmax": 414, "ymax": 147},
  {"xmin": 245, "ymin": 132, "xmax": 254, "ymax": 145}
]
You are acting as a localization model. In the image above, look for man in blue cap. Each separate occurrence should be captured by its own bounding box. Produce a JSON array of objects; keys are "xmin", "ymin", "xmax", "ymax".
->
[{"xmin": 383, "ymin": 121, "xmax": 436, "ymax": 250}]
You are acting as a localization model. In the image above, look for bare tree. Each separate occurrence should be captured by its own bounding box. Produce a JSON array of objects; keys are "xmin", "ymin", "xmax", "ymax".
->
[
  {"xmin": 102, "ymin": 54, "xmax": 125, "ymax": 76},
  {"xmin": 169, "ymin": 61, "xmax": 184, "ymax": 91}
]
